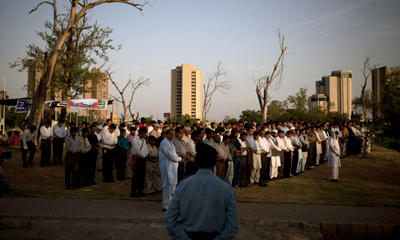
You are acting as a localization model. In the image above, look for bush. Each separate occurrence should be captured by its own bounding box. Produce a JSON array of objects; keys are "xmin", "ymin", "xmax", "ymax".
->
[{"xmin": 375, "ymin": 136, "xmax": 400, "ymax": 152}]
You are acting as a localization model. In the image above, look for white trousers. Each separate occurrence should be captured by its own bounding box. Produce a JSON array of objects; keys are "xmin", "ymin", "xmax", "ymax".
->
[
  {"xmin": 96, "ymin": 143, "xmax": 103, "ymax": 170},
  {"xmin": 331, "ymin": 167, "xmax": 339, "ymax": 180},
  {"xmin": 269, "ymin": 166, "xmax": 278, "ymax": 178},
  {"xmin": 126, "ymin": 151, "xmax": 133, "ymax": 178},
  {"xmin": 162, "ymin": 184, "xmax": 176, "ymax": 210},
  {"xmin": 225, "ymin": 161, "xmax": 234, "ymax": 185},
  {"xmin": 250, "ymin": 168, "xmax": 260, "ymax": 183},
  {"xmin": 343, "ymin": 142, "xmax": 348, "ymax": 156},
  {"xmin": 301, "ymin": 152, "xmax": 308, "ymax": 171},
  {"xmin": 316, "ymin": 143, "xmax": 322, "ymax": 164}
]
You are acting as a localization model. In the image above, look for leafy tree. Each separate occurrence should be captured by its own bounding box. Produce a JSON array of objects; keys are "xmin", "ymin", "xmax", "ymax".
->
[
  {"xmin": 165, "ymin": 114, "xmax": 197, "ymax": 126},
  {"xmin": 11, "ymin": 15, "xmax": 121, "ymax": 120},
  {"xmin": 222, "ymin": 116, "xmax": 238, "ymax": 125},
  {"xmin": 286, "ymin": 88, "xmax": 308, "ymax": 112},
  {"xmin": 9, "ymin": 0, "xmax": 146, "ymax": 129},
  {"xmin": 267, "ymin": 100, "xmax": 286, "ymax": 121},
  {"xmin": 239, "ymin": 110, "xmax": 262, "ymax": 124}
]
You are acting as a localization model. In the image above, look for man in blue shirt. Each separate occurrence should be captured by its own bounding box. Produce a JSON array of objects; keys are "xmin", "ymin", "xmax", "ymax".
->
[{"xmin": 164, "ymin": 143, "xmax": 239, "ymax": 240}]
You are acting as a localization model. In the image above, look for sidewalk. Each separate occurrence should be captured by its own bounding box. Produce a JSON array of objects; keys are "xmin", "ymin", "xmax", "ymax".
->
[{"xmin": 1, "ymin": 197, "xmax": 399, "ymax": 237}]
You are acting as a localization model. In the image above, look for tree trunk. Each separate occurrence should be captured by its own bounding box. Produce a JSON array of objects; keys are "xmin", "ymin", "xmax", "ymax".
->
[{"xmin": 28, "ymin": 32, "xmax": 71, "ymax": 127}]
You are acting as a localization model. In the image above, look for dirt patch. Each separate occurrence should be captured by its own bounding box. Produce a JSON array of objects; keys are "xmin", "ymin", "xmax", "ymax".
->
[{"xmin": 1, "ymin": 145, "xmax": 400, "ymax": 206}]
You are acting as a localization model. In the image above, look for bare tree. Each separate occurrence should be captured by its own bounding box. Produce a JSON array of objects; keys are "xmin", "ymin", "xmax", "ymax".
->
[
  {"xmin": 26, "ymin": 0, "xmax": 147, "ymax": 128},
  {"xmin": 106, "ymin": 69, "xmax": 151, "ymax": 120},
  {"xmin": 360, "ymin": 52, "xmax": 378, "ymax": 123},
  {"xmin": 253, "ymin": 29, "xmax": 288, "ymax": 125},
  {"xmin": 202, "ymin": 61, "xmax": 231, "ymax": 121}
]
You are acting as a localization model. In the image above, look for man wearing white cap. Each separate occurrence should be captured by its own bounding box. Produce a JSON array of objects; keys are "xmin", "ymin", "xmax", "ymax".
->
[{"xmin": 150, "ymin": 123, "xmax": 161, "ymax": 138}]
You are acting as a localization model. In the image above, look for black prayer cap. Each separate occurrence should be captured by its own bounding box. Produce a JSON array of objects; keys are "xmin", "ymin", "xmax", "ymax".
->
[{"xmin": 195, "ymin": 142, "xmax": 217, "ymax": 168}]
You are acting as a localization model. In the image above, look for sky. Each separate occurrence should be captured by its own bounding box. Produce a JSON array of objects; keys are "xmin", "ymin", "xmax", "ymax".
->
[{"xmin": 1, "ymin": 0, "xmax": 400, "ymax": 122}]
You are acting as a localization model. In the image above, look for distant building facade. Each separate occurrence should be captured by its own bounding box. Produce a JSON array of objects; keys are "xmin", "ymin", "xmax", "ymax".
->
[
  {"xmin": 309, "ymin": 70, "xmax": 353, "ymax": 116},
  {"xmin": 170, "ymin": 64, "xmax": 202, "ymax": 120},
  {"xmin": 371, "ymin": 66, "xmax": 397, "ymax": 119},
  {"xmin": 82, "ymin": 68, "xmax": 109, "ymax": 120}
]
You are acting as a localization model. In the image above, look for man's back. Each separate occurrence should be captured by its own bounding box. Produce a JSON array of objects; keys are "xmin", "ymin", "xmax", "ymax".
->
[{"xmin": 164, "ymin": 169, "xmax": 239, "ymax": 240}]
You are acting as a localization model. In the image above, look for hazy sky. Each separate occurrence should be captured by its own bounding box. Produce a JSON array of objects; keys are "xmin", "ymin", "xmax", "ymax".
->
[{"xmin": 1, "ymin": 0, "xmax": 400, "ymax": 122}]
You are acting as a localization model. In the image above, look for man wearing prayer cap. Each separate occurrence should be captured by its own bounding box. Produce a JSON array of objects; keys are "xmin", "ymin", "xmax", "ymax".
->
[
  {"xmin": 164, "ymin": 143, "xmax": 239, "ymax": 240},
  {"xmin": 150, "ymin": 123, "xmax": 161, "ymax": 138}
]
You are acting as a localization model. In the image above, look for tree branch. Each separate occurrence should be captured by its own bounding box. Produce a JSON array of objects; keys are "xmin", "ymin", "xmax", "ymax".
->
[{"xmin": 29, "ymin": 1, "xmax": 54, "ymax": 14}]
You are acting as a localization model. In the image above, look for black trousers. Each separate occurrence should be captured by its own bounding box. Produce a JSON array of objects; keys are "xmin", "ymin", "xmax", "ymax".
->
[
  {"xmin": 185, "ymin": 161, "xmax": 197, "ymax": 177},
  {"xmin": 21, "ymin": 140, "xmax": 36, "ymax": 166},
  {"xmin": 278, "ymin": 152, "xmax": 285, "ymax": 178},
  {"xmin": 283, "ymin": 151, "xmax": 293, "ymax": 177},
  {"xmin": 102, "ymin": 148, "xmax": 115, "ymax": 182},
  {"xmin": 178, "ymin": 162, "xmax": 185, "ymax": 182},
  {"xmin": 65, "ymin": 152, "xmax": 78, "ymax": 188},
  {"xmin": 292, "ymin": 150, "xmax": 299, "ymax": 175},
  {"xmin": 40, "ymin": 139, "xmax": 52, "ymax": 166},
  {"xmin": 53, "ymin": 138, "xmax": 64, "ymax": 165},
  {"xmin": 308, "ymin": 144, "xmax": 316, "ymax": 167},
  {"xmin": 240, "ymin": 156, "xmax": 248, "ymax": 186},
  {"xmin": 116, "ymin": 149, "xmax": 127, "ymax": 180},
  {"xmin": 131, "ymin": 156, "xmax": 146, "ymax": 195},
  {"xmin": 77, "ymin": 152, "xmax": 90, "ymax": 186},
  {"xmin": 260, "ymin": 153, "xmax": 270, "ymax": 182},
  {"xmin": 246, "ymin": 151, "xmax": 254, "ymax": 183},
  {"xmin": 89, "ymin": 151, "xmax": 98, "ymax": 182}
]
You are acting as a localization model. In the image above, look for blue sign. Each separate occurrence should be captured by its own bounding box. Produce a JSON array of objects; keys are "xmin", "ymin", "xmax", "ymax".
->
[{"xmin": 15, "ymin": 99, "xmax": 53, "ymax": 113}]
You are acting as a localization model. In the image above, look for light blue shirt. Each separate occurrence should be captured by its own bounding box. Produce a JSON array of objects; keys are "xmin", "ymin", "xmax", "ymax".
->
[
  {"xmin": 279, "ymin": 126, "xmax": 288, "ymax": 136},
  {"xmin": 53, "ymin": 124, "xmax": 66, "ymax": 138},
  {"xmin": 159, "ymin": 138, "xmax": 182, "ymax": 188},
  {"xmin": 164, "ymin": 169, "xmax": 239, "ymax": 240}
]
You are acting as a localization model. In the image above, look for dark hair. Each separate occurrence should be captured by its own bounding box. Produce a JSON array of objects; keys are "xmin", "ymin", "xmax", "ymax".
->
[
  {"xmin": 240, "ymin": 132, "xmax": 248, "ymax": 137},
  {"xmin": 229, "ymin": 135, "xmax": 237, "ymax": 140},
  {"xmin": 119, "ymin": 123, "xmax": 125, "ymax": 128},
  {"xmin": 218, "ymin": 127, "xmax": 225, "ymax": 133},
  {"xmin": 286, "ymin": 131, "xmax": 293, "ymax": 135},
  {"xmin": 81, "ymin": 121, "xmax": 86, "ymax": 125},
  {"xmin": 106, "ymin": 119, "xmax": 111, "ymax": 123},
  {"xmin": 205, "ymin": 128, "xmax": 213, "ymax": 134},
  {"xmin": 109, "ymin": 124, "xmax": 116, "ymax": 129},
  {"xmin": 134, "ymin": 121, "xmax": 139, "ymax": 125},
  {"xmin": 148, "ymin": 136, "xmax": 157, "ymax": 142},
  {"xmin": 93, "ymin": 122, "xmax": 98, "ymax": 126},
  {"xmin": 90, "ymin": 125, "xmax": 96, "ymax": 129},
  {"xmin": 195, "ymin": 143, "xmax": 217, "ymax": 168},
  {"xmin": 70, "ymin": 122, "xmax": 76, "ymax": 126},
  {"xmin": 185, "ymin": 120, "xmax": 190, "ymax": 124},
  {"xmin": 45, "ymin": 120, "xmax": 51, "ymax": 125},
  {"xmin": 82, "ymin": 128, "xmax": 89, "ymax": 134},
  {"xmin": 265, "ymin": 131, "xmax": 271, "ymax": 135},
  {"xmin": 29, "ymin": 125, "xmax": 37, "ymax": 131},
  {"xmin": 70, "ymin": 127, "xmax": 79, "ymax": 133},
  {"xmin": 175, "ymin": 127, "xmax": 182, "ymax": 133},
  {"xmin": 120, "ymin": 129, "xmax": 126, "ymax": 134},
  {"xmin": 253, "ymin": 131, "xmax": 259, "ymax": 137},
  {"xmin": 191, "ymin": 130, "xmax": 201, "ymax": 137},
  {"xmin": 278, "ymin": 130, "xmax": 284, "ymax": 134},
  {"xmin": 138, "ymin": 127, "xmax": 147, "ymax": 134},
  {"xmin": 130, "ymin": 127, "xmax": 136, "ymax": 131},
  {"xmin": 223, "ymin": 135, "xmax": 229, "ymax": 141}
]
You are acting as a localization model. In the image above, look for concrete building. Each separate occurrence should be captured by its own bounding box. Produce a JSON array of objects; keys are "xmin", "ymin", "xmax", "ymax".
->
[
  {"xmin": 170, "ymin": 64, "xmax": 202, "ymax": 120},
  {"xmin": 82, "ymin": 68, "xmax": 109, "ymax": 121},
  {"xmin": 310, "ymin": 70, "xmax": 353, "ymax": 116},
  {"xmin": 371, "ymin": 66, "xmax": 394, "ymax": 119},
  {"xmin": 27, "ymin": 60, "xmax": 62, "ymax": 101}
]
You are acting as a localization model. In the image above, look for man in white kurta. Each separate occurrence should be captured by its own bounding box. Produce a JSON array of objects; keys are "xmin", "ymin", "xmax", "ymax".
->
[
  {"xmin": 328, "ymin": 131, "xmax": 341, "ymax": 182},
  {"xmin": 159, "ymin": 129, "xmax": 182, "ymax": 211}
]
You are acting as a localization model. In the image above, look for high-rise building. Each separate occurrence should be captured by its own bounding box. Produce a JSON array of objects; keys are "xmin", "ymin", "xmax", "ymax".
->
[
  {"xmin": 170, "ymin": 64, "xmax": 202, "ymax": 120},
  {"xmin": 27, "ymin": 60, "xmax": 62, "ymax": 101},
  {"xmin": 82, "ymin": 68, "xmax": 109, "ymax": 120},
  {"xmin": 371, "ymin": 66, "xmax": 397, "ymax": 119},
  {"xmin": 309, "ymin": 70, "xmax": 353, "ymax": 116}
]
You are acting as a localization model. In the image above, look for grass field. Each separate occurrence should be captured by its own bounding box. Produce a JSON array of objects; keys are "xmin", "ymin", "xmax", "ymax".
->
[{"xmin": 1, "ymin": 145, "xmax": 400, "ymax": 207}]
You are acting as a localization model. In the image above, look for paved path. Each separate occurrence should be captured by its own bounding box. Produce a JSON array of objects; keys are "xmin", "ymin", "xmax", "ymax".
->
[{"xmin": 1, "ymin": 197, "xmax": 399, "ymax": 225}]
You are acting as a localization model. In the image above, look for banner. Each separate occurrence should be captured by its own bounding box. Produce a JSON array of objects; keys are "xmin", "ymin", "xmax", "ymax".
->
[
  {"xmin": 16, "ymin": 99, "xmax": 53, "ymax": 113},
  {"xmin": 57, "ymin": 98, "xmax": 108, "ymax": 110},
  {"xmin": 112, "ymin": 114, "xmax": 118, "ymax": 123}
]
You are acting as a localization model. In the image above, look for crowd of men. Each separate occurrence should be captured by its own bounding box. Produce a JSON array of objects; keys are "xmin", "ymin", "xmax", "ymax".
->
[{"xmin": 18, "ymin": 117, "xmax": 370, "ymax": 207}]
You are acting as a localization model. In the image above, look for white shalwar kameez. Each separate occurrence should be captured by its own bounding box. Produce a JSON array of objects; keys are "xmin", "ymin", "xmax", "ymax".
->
[
  {"xmin": 250, "ymin": 141, "xmax": 262, "ymax": 183},
  {"xmin": 328, "ymin": 134, "xmax": 341, "ymax": 180},
  {"xmin": 268, "ymin": 137, "xmax": 281, "ymax": 178},
  {"xmin": 315, "ymin": 131, "xmax": 322, "ymax": 165},
  {"xmin": 159, "ymin": 138, "xmax": 182, "ymax": 210}
]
